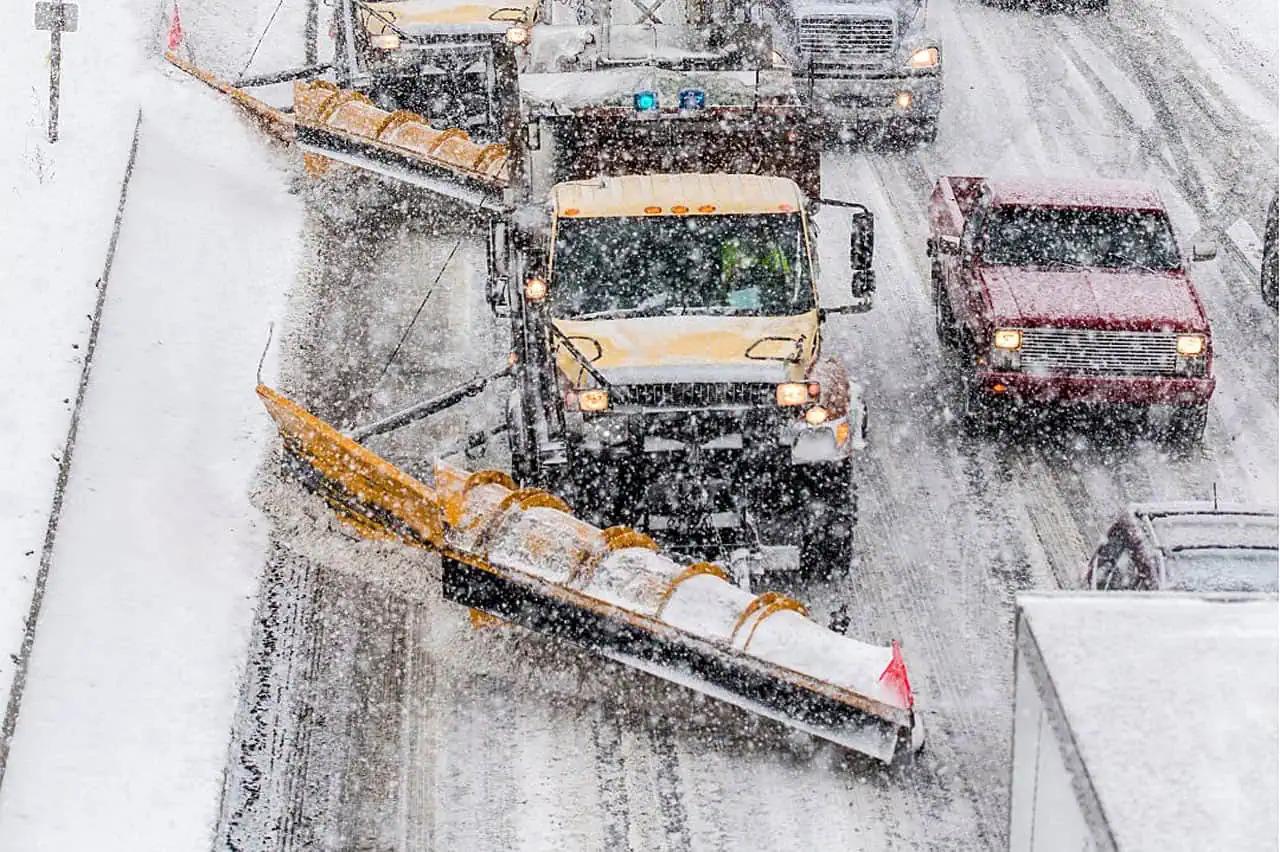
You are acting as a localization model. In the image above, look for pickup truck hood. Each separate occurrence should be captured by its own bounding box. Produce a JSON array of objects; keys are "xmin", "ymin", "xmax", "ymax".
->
[
  {"xmin": 552, "ymin": 313, "xmax": 818, "ymax": 385},
  {"xmin": 979, "ymin": 266, "xmax": 1207, "ymax": 332}
]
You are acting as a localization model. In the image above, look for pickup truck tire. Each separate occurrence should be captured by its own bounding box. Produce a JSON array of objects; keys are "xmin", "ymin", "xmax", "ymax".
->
[
  {"xmin": 933, "ymin": 275, "xmax": 960, "ymax": 350},
  {"xmin": 799, "ymin": 459, "xmax": 855, "ymax": 580},
  {"xmin": 1164, "ymin": 403, "xmax": 1208, "ymax": 447}
]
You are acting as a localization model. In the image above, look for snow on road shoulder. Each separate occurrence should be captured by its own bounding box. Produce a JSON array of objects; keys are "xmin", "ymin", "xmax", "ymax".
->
[
  {"xmin": 0, "ymin": 64, "xmax": 301, "ymax": 851},
  {"xmin": 0, "ymin": 0, "xmax": 148, "ymax": 729}
]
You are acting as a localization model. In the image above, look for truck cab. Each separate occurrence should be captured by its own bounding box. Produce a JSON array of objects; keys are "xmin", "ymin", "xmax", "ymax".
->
[
  {"xmin": 769, "ymin": 0, "xmax": 942, "ymax": 142},
  {"xmin": 504, "ymin": 173, "xmax": 875, "ymax": 576},
  {"xmin": 928, "ymin": 176, "xmax": 1217, "ymax": 443}
]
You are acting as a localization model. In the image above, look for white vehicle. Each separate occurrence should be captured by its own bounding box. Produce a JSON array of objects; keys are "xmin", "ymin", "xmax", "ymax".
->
[{"xmin": 1010, "ymin": 592, "xmax": 1278, "ymax": 851}]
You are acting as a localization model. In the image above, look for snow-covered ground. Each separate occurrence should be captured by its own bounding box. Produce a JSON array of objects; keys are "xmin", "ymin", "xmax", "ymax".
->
[
  {"xmin": 0, "ymin": 0, "xmax": 1275, "ymax": 848},
  {"xmin": 0, "ymin": 0, "xmax": 301, "ymax": 847}
]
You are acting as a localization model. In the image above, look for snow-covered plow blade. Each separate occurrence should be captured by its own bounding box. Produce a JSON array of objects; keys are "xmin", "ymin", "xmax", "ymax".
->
[
  {"xmin": 163, "ymin": 54, "xmax": 509, "ymax": 211},
  {"xmin": 291, "ymin": 80, "xmax": 509, "ymax": 211},
  {"xmin": 258, "ymin": 384, "xmax": 922, "ymax": 763}
]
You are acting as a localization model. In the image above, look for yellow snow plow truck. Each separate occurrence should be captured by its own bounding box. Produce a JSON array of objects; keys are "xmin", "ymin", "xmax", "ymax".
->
[{"xmin": 503, "ymin": 173, "xmax": 874, "ymax": 578}]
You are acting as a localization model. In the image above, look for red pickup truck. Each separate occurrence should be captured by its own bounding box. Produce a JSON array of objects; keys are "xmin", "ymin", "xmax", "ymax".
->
[{"xmin": 927, "ymin": 176, "xmax": 1216, "ymax": 443}]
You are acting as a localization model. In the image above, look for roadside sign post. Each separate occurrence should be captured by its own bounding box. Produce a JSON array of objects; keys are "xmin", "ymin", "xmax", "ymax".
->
[{"xmin": 33, "ymin": 1, "xmax": 78, "ymax": 143}]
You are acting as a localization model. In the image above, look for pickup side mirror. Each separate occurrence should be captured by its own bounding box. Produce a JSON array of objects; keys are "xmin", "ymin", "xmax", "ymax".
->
[
  {"xmin": 1191, "ymin": 235, "xmax": 1218, "ymax": 262},
  {"xmin": 938, "ymin": 233, "xmax": 961, "ymax": 256}
]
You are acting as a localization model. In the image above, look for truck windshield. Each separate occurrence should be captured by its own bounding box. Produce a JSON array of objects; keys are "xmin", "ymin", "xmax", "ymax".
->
[
  {"xmin": 982, "ymin": 207, "xmax": 1181, "ymax": 271},
  {"xmin": 550, "ymin": 213, "xmax": 814, "ymax": 319},
  {"xmin": 1165, "ymin": 549, "xmax": 1279, "ymax": 593}
]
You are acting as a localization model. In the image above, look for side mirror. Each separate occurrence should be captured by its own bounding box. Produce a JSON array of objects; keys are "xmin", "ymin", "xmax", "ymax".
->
[
  {"xmin": 849, "ymin": 206, "xmax": 875, "ymax": 311},
  {"xmin": 1191, "ymin": 234, "xmax": 1218, "ymax": 262},
  {"xmin": 938, "ymin": 234, "xmax": 961, "ymax": 256}
]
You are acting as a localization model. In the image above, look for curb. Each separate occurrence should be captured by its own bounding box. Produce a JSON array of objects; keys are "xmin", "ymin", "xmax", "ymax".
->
[{"xmin": 0, "ymin": 109, "xmax": 145, "ymax": 788}]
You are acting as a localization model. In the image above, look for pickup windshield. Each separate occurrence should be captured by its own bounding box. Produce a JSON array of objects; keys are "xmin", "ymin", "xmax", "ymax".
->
[
  {"xmin": 982, "ymin": 206, "xmax": 1181, "ymax": 270},
  {"xmin": 1165, "ymin": 549, "xmax": 1280, "ymax": 593},
  {"xmin": 550, "ymin": 213, "xmax": 813, "ymax": 319}
]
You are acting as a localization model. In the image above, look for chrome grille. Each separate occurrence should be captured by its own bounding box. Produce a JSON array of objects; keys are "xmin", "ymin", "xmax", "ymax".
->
[
  {"xmin": 1019, "ymin": 328, "xmax": 1180, "ymax": 376},
  {"xmin": 798, "ymin": 16, "xmax": 895, "ymax": 62},
  {"xmin": 618, "ymin": 383, "xmax": 776, "ymax": 409}
]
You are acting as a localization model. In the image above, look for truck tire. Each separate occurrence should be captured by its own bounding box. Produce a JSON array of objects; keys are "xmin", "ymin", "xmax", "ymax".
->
[
  {"xmin": 799, "ymin": 459, "xmax": 856, "ymax": 580},
  {"xmin": 912, "ymin": 116, "xmax": 939, "ymax": 145},
  {"xmin": 1164, "ymin": 403, "xmax": 1208, "ymax": 447},
  {"xmin": 933, "ymin": 273, "xmax": 960, "ymax": 350},
  {"xmin": 959, "ymin": 380, "xmax": 994, "ymax": 436}
]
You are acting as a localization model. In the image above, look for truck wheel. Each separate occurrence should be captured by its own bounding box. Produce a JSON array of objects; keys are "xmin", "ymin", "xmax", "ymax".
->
[
  {"xmin": 1263, "ymin": 266, "xmax": 1279, "ymax": 309},
  {"xmin": 912, "ymin": 116, "xmax": 939, "ymax": 145},
  {"xmin": 933, "ymin": 276, "xmax": 959, "ymax": 350},
  {"xmin": 799, "ymin": 460, "xmax": 856, "ymax": 580},
  {"xmin": 1164, "ymin": 403, "xmax": 1208, "ymax": 447}
]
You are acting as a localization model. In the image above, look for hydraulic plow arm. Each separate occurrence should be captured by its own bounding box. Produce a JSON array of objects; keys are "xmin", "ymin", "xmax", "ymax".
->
[{"xmin": 259, "ymin": 385, "xmax": 923, "ymax": 763}]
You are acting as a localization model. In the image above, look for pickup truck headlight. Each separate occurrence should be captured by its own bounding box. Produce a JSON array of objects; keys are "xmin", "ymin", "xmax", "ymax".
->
[
  {"xmin": 370, "ymin": 33, "xmax": 401, "ymax": 50},
  {"xmin": 907, "ymin": 46, "xmax": 940, "ymax": 69},
  {"xmin": 1175, "ymin": 334, "xmax": 1205, "ymax": 356},
  {"xmin": 990, "ymin": 329, "xmax": 1022, "ymax": 371},
  {"xmin": 505, "ymin": 25, "xmax": 530, "ymax": 45},
  {"xmin": 993, "ymin": 329, "xmax": 1022, "ymax": 350}
]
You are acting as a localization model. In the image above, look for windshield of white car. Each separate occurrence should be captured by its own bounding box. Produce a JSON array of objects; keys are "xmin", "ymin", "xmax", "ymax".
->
[
  {"xmin": 1164, "ymin": 548, "xmax": 1280, "ymax": 592},
  {"xmin": 550, "ymin": 213, "xmax": 813, "ymax": 320},
  {"xmin": 982, "ymin": 206, "xmax": 1182, "ymax": 270}
]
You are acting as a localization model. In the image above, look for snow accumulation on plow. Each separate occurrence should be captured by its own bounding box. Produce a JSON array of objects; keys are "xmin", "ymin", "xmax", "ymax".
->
[{"xmin": 258, "ymin": 385, "xmax": 923, "ymax": 764}]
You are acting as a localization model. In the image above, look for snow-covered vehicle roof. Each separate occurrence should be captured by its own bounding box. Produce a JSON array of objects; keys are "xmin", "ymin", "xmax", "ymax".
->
[
  {"xmin": 984, "ymin": 177, "xmax": 1166, "ymax": 211},
  {"xmin": 552, "ymin": 173, "xmax": 805, "ymax": 218},
  {"xmin": 1016, "ymin": 592, "xmax": 1279, "ymax": 851}
]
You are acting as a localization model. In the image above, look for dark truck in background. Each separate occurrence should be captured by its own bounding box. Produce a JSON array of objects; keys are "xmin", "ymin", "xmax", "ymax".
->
[
  {"xmin": 928, "ymin": 176, "xmax": 1218, "ymax": 443},
  {"xmin": 768, "ymin": 0, "xmax": 942, "ymax": 142}
]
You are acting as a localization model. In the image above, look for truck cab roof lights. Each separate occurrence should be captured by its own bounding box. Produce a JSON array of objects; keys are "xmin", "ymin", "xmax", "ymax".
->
[
  {"xmin": 678, "ymin": 88, "xmax": 706, "ymax": 111},
  {"xmin": 697, "ymin": 204, "xmax": 716, "ymax": 213},
  {"xmin": 671, "ymin": 205, "xmax": 689, "ymax": 215},
  {"xmin": 633, "ymin": 90, "xmax": 659, "ymax": 115},
  {"xmin": 643, "ymin": 205, "xmax": 662, "ymax": 215}
]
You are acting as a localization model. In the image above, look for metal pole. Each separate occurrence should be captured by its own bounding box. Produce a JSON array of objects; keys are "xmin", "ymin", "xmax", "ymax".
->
[
  {"xmin": 304, "ymin": 0, "xmax": 318, "ymax": 65},
  {"xmin": 48, "ymin": 25, "xmax": 61, "ymax": 142}
]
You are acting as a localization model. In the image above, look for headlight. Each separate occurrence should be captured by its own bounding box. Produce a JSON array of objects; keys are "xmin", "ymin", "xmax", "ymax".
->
[
  {"xmin": 993, "ymin": 329, "xmax": 1022, "ymax": 350},
  {"xmin": 805, "ymin": 406, "xmax": 829, "ymax": 425},
  {"xmin": 579, "ymin": 389, "xmax": 609, "ymax": 412},
  {"xmin": 524, "ymin": 276, "xmax": 547, "ymax": 301},
  {"xmin": 908, "ymin": 46, "xmax": 939, "ymax": 69},
  {"xmin": 505, "ymin": 25, "xmax": 530, "ymax": 45},
  {"xmin": 1176, "ymin": 334, "xmax": 1206, "ymax": 356},
  {"xmin": 776, "ymin": 382, "xmax": 808, "ymax": 406},
  {"xmin": 370, "ymin": 33, "xmax": 401, "ymax": 50}
]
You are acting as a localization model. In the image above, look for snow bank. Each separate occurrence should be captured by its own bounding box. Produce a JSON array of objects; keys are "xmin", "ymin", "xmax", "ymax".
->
[{"xmin": 0, "ymin": 2, "xmax": 302, "ymax": 848}]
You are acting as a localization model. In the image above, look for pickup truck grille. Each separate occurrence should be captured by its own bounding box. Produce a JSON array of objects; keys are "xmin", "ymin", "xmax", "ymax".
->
[
  {"xmin": 798, "ymin": 16, "xmax": 896, "ymax": 62},
  {"xmin": 1019, "ymin": 329, "xmax": 1181, "ymax": 376},
  {"xmin": 618, "ymin": 383, "xmax": 776, "ymax": 409}
]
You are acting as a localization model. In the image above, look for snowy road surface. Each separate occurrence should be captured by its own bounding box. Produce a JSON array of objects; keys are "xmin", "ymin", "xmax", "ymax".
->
[{"xmin": 212, "ymin": 0, "xmax": 1276, "ymax": 850}]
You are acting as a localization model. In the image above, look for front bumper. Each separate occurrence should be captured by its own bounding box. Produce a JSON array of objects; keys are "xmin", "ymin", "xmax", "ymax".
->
[
  {"xmin": 974, "ymin": 370, "xmax": 1215, "ymax": 406},
  {"xmin": 803, "ymin": 70, "xmax": 942, "ymax": 122}
]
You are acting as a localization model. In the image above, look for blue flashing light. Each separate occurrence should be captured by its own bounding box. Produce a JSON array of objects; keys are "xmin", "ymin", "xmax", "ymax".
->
[
  {"xmin": 678, "ymin": 88, "xmax": 706, "ymax": 111},
  {"xmin": 633, "ymin": 90, "xmax": 659, "ymax": 112}
]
